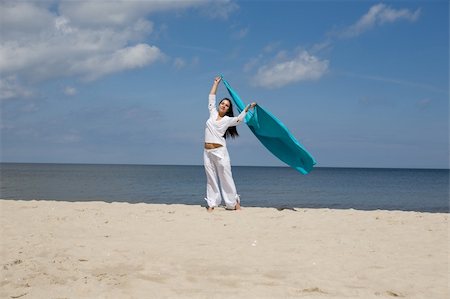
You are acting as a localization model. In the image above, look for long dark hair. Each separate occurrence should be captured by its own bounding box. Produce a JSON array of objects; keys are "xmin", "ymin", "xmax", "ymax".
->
[{"xmin": 220, "ymin": 98, "xmax": 239, "ymax": 139}]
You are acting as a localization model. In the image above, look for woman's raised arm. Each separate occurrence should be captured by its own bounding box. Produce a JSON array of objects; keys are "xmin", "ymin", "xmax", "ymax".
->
[{"xmin": 209, "ymin": 76, "xmax": 221, "ymax": 95}]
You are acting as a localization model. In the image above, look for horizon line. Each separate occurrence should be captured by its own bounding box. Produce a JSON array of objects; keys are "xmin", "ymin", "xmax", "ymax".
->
[{"xmin": 1, "ymin": 161, "xmax": 448, "ymax": 171}]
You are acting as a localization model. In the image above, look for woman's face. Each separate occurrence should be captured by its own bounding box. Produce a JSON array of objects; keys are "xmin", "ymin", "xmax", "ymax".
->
[{"xmin": 219, "ymin": 100, "xmax": 230, "ymax": 115}]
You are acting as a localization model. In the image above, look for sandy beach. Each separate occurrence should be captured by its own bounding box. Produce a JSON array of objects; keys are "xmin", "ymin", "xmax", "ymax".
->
[{"xmin": 0, "ymin": 199, "xmax": 448, "ymax": 298}]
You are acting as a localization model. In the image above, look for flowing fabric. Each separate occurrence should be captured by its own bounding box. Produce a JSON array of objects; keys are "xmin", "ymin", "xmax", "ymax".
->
[{"xmin": 222, "ymin": 77, "xmax": 316, "ymax": 174}]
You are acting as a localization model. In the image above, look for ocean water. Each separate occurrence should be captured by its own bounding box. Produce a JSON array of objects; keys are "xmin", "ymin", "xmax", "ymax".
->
[{"xmin": 0, "ymin": 163, "xmax": 448, "ymax": 213}]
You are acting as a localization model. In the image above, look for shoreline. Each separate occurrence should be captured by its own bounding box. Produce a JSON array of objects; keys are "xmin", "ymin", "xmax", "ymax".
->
[
  {"xmin": 1, "ymin": 198, "xmax": 447, "ymax": 214},
  {"xmin": 1, "ymin": 199, "xmax": 448, "ymax": 298}
]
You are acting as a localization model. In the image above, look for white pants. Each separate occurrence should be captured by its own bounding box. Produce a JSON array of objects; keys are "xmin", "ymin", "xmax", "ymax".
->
[{"xmin": 204, "ymin": 146, "xmax": 240, "ymax": 209}]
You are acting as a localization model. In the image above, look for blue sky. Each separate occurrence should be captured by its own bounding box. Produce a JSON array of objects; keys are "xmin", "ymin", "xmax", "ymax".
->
[{"xmin": 1, "ymin": 0, "xmax": 448, "ymax": 169}]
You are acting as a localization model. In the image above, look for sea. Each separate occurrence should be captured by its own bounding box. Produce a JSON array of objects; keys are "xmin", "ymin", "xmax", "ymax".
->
[{"xmin": 0, "ymin": 163, "xmax": 448, "ymax": 213}]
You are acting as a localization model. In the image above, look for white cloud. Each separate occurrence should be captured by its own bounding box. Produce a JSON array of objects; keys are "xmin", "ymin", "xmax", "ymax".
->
[
  {"xmin": 0, "ymin": 2, "xmax": 161, "ymax": 82},
  {"xmin": 199, "ymin": 0, "xmax": 239, "ymax": 19},
  {"xmin": 64, "ymin": 86, "xmax": 77, "ymax": 96},
  {"xmin": 0, "ymin": 76, "xmax": 33, "ymax": 100},
  {"xmin": 243, "ymin": 56, "xmax": 262, "ymax": 73},
  {"xmin": 231, "ymin": 27, "xmax": 249, "ymax": 40},
  {"xmin": 0, "ymin": 2, "xmax": 55, "ymax": 38},
  {"xmin": 173, "ymin": 56, "xmax": 202, "ymax": 70},
  {"xmin": 58, "ymin": 0, "xmax": 215, "ymax": 27},
  {"xmin": 340, "ymin": 3, "xmax": 421, "ymax": 38},
  {"xmin": 248, "ymin": 3, "xmax": 420, "ymax": 90},
  {"xmin": 173, "ymin": 57, "xmax": 187, "ymax": 70},
  {"xmin": 75, "ymin": 44, "xmax": 163, "ymax": 81},
  {"xmin": 253, "ymin": 51, "xmax": 329, "ymax": 88},
  {"xmin": 263, "ymin": 41, "xmax": 281, "ymax": 54},
  {"xmin": 0, "ymin": 0, "xmax": 235, "ymax": 91}
]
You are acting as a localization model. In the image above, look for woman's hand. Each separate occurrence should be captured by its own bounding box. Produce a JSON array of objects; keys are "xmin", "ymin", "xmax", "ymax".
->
[
  {"xmin": 245, "ymin": 102, "xmax": 257, "ymax": 112},
  {"xmin": 210, "ymin": 76, "xmax": 222, "ymax": 95}
]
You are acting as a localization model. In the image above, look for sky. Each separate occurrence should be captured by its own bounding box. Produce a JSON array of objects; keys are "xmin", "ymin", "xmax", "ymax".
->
[{"xmin": 0, "ymin": 0, "xmax": 448, "ymax": 169}]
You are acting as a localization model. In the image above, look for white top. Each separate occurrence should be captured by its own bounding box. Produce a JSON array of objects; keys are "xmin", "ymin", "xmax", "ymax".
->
[{"xmin": 204, "ymin": 94, "xmax": 247, "ymax": 146}]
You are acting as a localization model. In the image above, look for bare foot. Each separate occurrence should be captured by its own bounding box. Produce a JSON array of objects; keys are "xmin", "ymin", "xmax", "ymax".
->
[
  {"xmin": 207, "ymin": 207, "xmax": 214, "ymax": 212},
  {"xmin": 235, "ymin": 201, "xmax": 241, "ymax": 210}
]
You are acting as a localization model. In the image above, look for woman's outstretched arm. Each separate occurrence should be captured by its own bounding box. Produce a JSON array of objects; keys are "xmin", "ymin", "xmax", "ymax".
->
[
  {"xmin": 229, "ymin": 102, "xmax": 257, "ymax": 126},
  {"xmin": 209, "ymin": 76, "xmax": 221, "ymax": 95},
  {"xmin": 208, "ymin": 77, "xmax": 221, "ymax": 114}
]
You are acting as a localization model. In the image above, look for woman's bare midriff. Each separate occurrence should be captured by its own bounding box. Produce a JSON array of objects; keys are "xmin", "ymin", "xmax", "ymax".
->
[{"xmin": 204, "ymin": 143, "xmax": 223, "ymax": 149}]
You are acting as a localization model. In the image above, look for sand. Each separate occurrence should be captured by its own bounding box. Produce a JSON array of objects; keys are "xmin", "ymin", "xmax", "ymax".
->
[{"xmin": 0, "ymin": 199, "xmax": 448, "ymax": 298}]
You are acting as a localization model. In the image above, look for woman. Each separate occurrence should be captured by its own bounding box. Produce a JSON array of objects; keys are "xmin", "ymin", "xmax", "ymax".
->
[{"xmin": 204, "ymin": 76, "xmax": 256, "ymax": 212}]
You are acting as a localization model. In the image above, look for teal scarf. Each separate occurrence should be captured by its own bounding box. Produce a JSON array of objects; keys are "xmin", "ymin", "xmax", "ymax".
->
[{"xmin": 222, "ymin": 77, "xmax": 316, "ymax": 174}]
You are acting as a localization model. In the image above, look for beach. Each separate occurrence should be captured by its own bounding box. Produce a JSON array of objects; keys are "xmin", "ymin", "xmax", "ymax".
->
[{"xmin": 0, "ymin": 199, "xmax": 448, "ymax": 298}]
